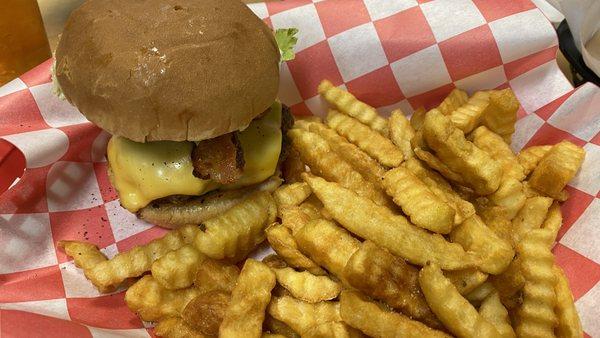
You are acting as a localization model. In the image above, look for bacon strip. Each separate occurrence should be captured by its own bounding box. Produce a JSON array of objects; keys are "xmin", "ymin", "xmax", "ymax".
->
[{"xmin": 192, "ymin": 133, "xmax": 244, "ymax": 184}]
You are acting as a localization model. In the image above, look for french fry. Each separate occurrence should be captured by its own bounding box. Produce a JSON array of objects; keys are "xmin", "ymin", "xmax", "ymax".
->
[
  {"xmin": 449, "ymin": 91, "xmax": 490, "ymax": 133},
  {"xmin": 273, "ymin": 183, "xmax": 312, "ymax": 209},
  {"xmin": 343, "ymin": 241, "xmax": 442, "ymax": 329},
  {"xmin": 282, "ymin": 148, "xmax": 306, "ymax": 183},
  {"xmin": 383, "ymin": 166, "xmax": 455, "ymax": 234},
  {"xmin": 262, "ymin": 334, "xmax": 287, "ymax": 338},
  {"xmin": 124, "ymin": 275, "xmax": 200, "ymax": 321},
  {"xmin": 60, "ymin": 225, "xmax": 199, "ymax": 292},
  {"xmin": 512, "ymin": 196, "xmax": 553, "ymax": 245},
  {"xmin": 410, "ymin": 107, "xmax": 427, "ymax": 130},
  {"xmin": 553, "ymin": 265, "xmax": 583, "ymax": 338},
  {"xmin": 155, "ymin": 317, "xmax": 207, "ymax": 338},
  {"xmin": 438, "ymin": 88, "xmax": 469, "ymax": 115},
  {"xmin": 418, "ymin": 263, "xmax": 501, "ymax": 338},
  {"xmin": 288, "ymin": 128, "xmax": 391, "ymax": 207},
  {"xmin": 266, "ymin": 223, "xmax": 327, "ymax": 275},
  {"xmin": 220, "ymin": 259, "xmax": 276, "ymax": 338},
  {"xmin": 304, "ymin": 174, "xmax": 480, "ymax": 270},
  {"xmin": 414, "ymin": 147, "xmax": 465, "ymax": 184},
  {"xmin": 307, "ymin": 121, "xmax": 386, "ymax": 186},
  {"xmin": 294, "ymin": 218, "xmax": 360, "ymax": 281},
  {"xmin": 528, "ymin": 140, "xmax": 585, "ymax": 199},
  {"xmin": 541, "ymin": 202, "xmax": 562, "ymax": 249},
  {"xmin": 267, "ymin": 296, "xmax": 341, "ymax": 335},
  {"xmin": 389, "ymin": 110, "xmax": 415, "ymax": 159},
  {"xmin": 464, "ymin": 281, "xmax": 495, "ymax": 304},
  {"xmin": 272, "ymin": 267, "xmax": 341, "ymax": 303},
  {"xmin": 58, "ymin": 241, "xmax": 111, "ymax": 293},
  {"xmin": 152, "ymin": 245, "xmax": 206, "ymax": 290},
  {"xmin": 490, "ymin": 257, "xmax": 525, "ymax": 310},
  {"xmin": 486, "ymin": 178, "xmax": 526, "ymax": 220},
  {"xmin": 318, "ymin": 79, "xmax": 389, "ymax": 135},
  {"xmin": 302, "ymin": 321, "xmax": 363, "ymax": 338},
  {"xmin": 194, "ymin": 191, "xmax": 276, "ymax": 262},
  {"xmin": 477, "ymin": 205, "xmax": 514, "ymax": 244},
  {"xmin": 482, "ymin": 88, "xmax": 519, "ymax": 143},
  {"xmin": 279, "ymin": 204, "xmax": 321, "ymax": 235},
  {"xmin": 444, "ymin": 268, "xmax": 489, "ymax": 295},
  {"xmin": 422, "ymin": 109, "xmax": 502, "ymax": 195},
  {"xmin": 340, "ymin": 290, "xmax": 451, "ymax": 338},
  {"xmin": 193, "ymin": 258, "xmax": 239, "ymax": 294},
  {"xmin": 326, "ymin": 110, "xmax": 403, "ymax": 167},
  {"xmin": 517, "ymin": 145, "xmax": 552, "ymax": 176},
  {"xmin": 515, "ymin": 229, "xmax": 557, "ymax": 338},
  {"xmin": 479, "ymin": 292, "xmax": 516, "ymax": 338},
  {"xmin": 263, "ymin": 315, "xmax": 300, "ymax": 338},
  {"xmin": 404, "ymin": 157, "xmax": 475, "ymax": 224},
  {"xmin": 182, "ymin": 290, "xmax": 229, "ymax": 336},
  {"xmin": 411, "ymin": 129, "xmax": 428, "ymax": 151},
  {"xmin": 470, "ymin": 126, "xmax": 525, "ymax": 181},
  {"xmin": 449, "ymin": 215, "xmax": 514, "ymax": 274}
]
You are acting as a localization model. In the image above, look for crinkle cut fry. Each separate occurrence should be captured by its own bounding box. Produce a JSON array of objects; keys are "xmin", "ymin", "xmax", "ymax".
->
[
  {"xmin": 266, "ymin": 222, "xmax": 327, "ymax": 275},
  {"xmin": 553, "ymin": 265, "xmax": 583, "ymax": 338},
  {"xmin": 60, "ymin": 225, "xmax": 199, "ymax": 292},
  {"xmin": 268, "ymin": 295, "xmax": 341, "ymax": 335},
  {"xmin": 389, "ymin": 110, "xmax": 416, "ymax": 159},
  {"xmin": 438, "ymin": 88, "xmax": 469, "ymax": 116},
  {"xmin": 517, "ymin": 145, "xmax": 552, "ymax": 176},
  {"xmin": 482, "ymin": 88, "xmax": 519, "ymax": 143},
  {"xmin": 448, "ymin": 91, "xmax": 490, "ymax": 133},
  {"xmin": 155, "ymin": 317, "xmax": 208, "ymax": 338},
  {"xmin": 151, "ymin": 244, "xmax": 206, "ymax": 290}
]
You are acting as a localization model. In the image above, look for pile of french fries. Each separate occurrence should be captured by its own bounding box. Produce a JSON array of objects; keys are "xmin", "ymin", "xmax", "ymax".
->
[{"xmin": 60, "ymin": 79, "xmax": 586, "ymax": 338}]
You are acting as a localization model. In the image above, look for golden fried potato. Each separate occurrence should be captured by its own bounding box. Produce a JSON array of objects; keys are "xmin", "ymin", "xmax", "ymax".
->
[
  {"xmin": 288, "ymin": 128, "xmax": 390, "ymax": 207},
  {"xmin": 512, "ymin": 196, "xmax": 553, "ymax": 245},
  {"xmin": 418, "ymin": 263, "xmax": 501, "ymax": 338},
  {"xmin": 60, "ymin": 225, "xmax": 199, "ymax": 292},
  {"xmin": 476, "ymin": 205, "xmax": 513, "ymax": 244},
  {"xmin": 266, "ymin": 223, "xmax": 326, "ymax": 275},
  {"xmin": 517, "ymin": 145, "xmax": 552, "ymax": 176},
  {"xmin": 541, "ymin": 202, "xmax": 562, "ymax": 249},
  {"xmin": 151, "ymin": 245, "xmax": 206, "ymax": 290},
  {"xmin": 318, "ymin": 79, "xmax": 388, "ymax": 135},
  {"xmin": 449, "ymin": 215, "xmax": 514, "ymax": 274},
  {"xmin": 489, "ymin": 257, "xmax": 524, "ymax": 310},
  {"xmin": 125, "ymin": 275, "xmax": 200, "ymax": 321},
  {"xmin": 389, "ymin": 110, "xmax": 416, "ymax": 159},
  {"xmin": 194, "ymin": 191, "xmax": 276, "ymax": 262},
  {"xmin": 307, "ymin": 121, "xmax": 386, "ymax": 186},
  {"xmin": 302, "ymin": 321, "xmax": 363, "ymax": 338},
  {"xmin": 486, "ymin": 177, "xmax": 526, "ymax": 220},
  {"xmin": 464, "ymin": 281, "xmax": 496, "ymax": 304},
  {"xmin": 268, "ymin": 296, "xmax": 341, "ymax": 335},
  {"xmin": 414, "ymin": 147, "xmax": 465, "ymax": 184},
  {"xmin": 482, "ymin": 88, "xmax": 519, "ymax": 143},
  {"xmin": 263, "ymin": 315, "xmax": 300, "ymax": 338},
  {"xmin": 411, "ymin": 129, "xmax": 428, "ymax": 151},
  {"xmin": 280, "ymin": 204, "xmax": 322, "ymax": 234},
  {"xmin": 383, "ymin": 166, "xmax": 455, "ymax": 234},
  {"xmin": 182, "ymin": 290, "xmax": 229, "ymax": 336},
  {"xmin": 326, "ymin": 110, "xmax": 403, "ymax": 168},
  {"xmin": 343, "ymin": 241, "xmax": 441, "ymax": 329},
  {"xmin": 410, "ymin": 107, "xmax": 427, "ymax": 131},
  {"xmin": 282, "ymin": 148, "xmax": 307, "ymax": 184},
  {"xmin": 273, "ymin": 183, "xmax": 312, "ymax": 209},
  {"xmin": 553, "ymin": 265, "xmax": 583, "ymax": 338},
  {"xmin": 404, "ymin": 157, "xmax": 475, "ymax": 224},
  {"xmin": 444, "ymin": 268, "xmax": 489, "ymax": 295},
  {"xmin": 193, "ymin": 258, "xmax": 239, "ymax": 294},
  {"xmin": 273, "ymin": 267, "xmax": 341, "ymax": 303},
  {"xmin": 438, "ymin": 88, "xmax": 469, "ymax": 115},
  {"xmin": 294, "ymin": 218, "xmax": 360, "ymax": 282},
  {"xmin": 304, "ymin": 174, "xmax": 479, "ymax": 270},
  {"xmin": 340, "ymin": 290, "xmax": 451, "ymax": 338},
  {"xmin": 155, "ymin": 317, "xmax": 207, "ymax": 338},
  {"xmin": 449, "ymin": 91, "xmax": 490, "ymax": 133},
  {"xmin": 515, "ymin": 229, "xmax": 557, "ymax": 338},
  {"xmin": 528, "ymin": 140, "xmax": 585, "ymax": 199},
  {"xmin": 58, "ymin": 241, "xmax": 110, "ymax": 292},
  {"xmin": 262, "ymin": 334, "xmax": 288, "ymax": 338},
  {"xmin": 422, "ymin": 109, "xmax": 502, "ymax": 195},
  {"xmin": 479, "ymin": 292, "xmax": 516, "ymax": 338},
  {"xmin": 470, "ymin": 126, "xmax": 525, "ymax": 181},
  {"xmin": 220, "ymin": 259, "xmax": 276, "ymax": 338}
]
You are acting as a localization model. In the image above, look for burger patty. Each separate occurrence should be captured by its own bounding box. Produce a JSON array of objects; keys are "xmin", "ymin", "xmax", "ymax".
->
[{"xmin": 191, "ymin": 104, "xmax": 292, "ymax": 184}]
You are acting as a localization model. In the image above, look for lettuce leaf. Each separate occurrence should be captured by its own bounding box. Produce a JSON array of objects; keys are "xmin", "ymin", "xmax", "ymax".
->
[{"xmin": 275, "ymin": 28, "xmax": 299, "ymax": 62}]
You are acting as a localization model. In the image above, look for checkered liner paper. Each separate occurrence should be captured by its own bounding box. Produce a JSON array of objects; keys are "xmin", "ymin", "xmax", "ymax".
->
[{"xmin": 1, "ymin": 0, "xmax": 599, "ymax": 337}]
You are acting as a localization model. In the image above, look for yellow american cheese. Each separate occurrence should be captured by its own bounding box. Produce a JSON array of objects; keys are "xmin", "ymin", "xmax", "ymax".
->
[{"xmin": 107, "ymin": 102, "xmax": 282, "ymax": 212}]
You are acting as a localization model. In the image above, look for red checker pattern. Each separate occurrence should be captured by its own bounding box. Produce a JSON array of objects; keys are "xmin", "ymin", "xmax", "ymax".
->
[
  {"xmin": 0, "ymin": 265, "xmax": 65, "ymax": 302},
  {"xmin": 287, "ymin": 40, "xmax": 343, "ymax": 99},
  {"xmin": 0, "ymin": 165, "xmax": 50, "ymax": 214},
  {"xmin": 407, "ymin": 83, "xmax": 456, "ymax": 111},
  {"xmin": 266, "ymin": 0, "xmax": 312, "ymax": 16},
  {"xmin": 504, "ymin": 46, "xmax": 558, "ymax": 80},
  {"xmin": 439, "ymin": 25, "xmax": 503, "ymax": 81},
  {"xmin": 94, "ymin": 162, "xmax": 118, "ymax": 203},
  {"xmin": 1, "ymin": 310, "xmax": 92, "ymax": 338},
  {"xmin": 290, "ymin": 101, "xmax": 312, "ymax": 116},
  {"xmin": 554, "ymin": 243, "xmax": 600, "ymax": 301},
  {"xmin": 0, "ymin": 89, "xmax": 50, "ymax": 136},
  {"xmin": 59, "ymin": 123, "xmax": 102, "ymax": 162},
  {"xmin": 374, "ymin": 6, "xmax": 436, "ymax": 63},
  {"xmin": 18, "ymin": 59, "xmax": 53, "ymax": 88},
  {"xmin": 559, "ymin": 186, "xmax": 596, "ymax": 241},
  {"xmin": 67, "ymin": 293, "xmax": 143, "ymax": 329},
  {"xmin": 533, "ymin": 88, "xmax": 575, "ymax": 121},
  {"xmin": 346, "ymin": 65, "xmax": 404, "ymax": 108},
  {"xmin": 49, "ymin": 205, "xmax": 115, "ymax": 263},
  {"xmin": 472, "ymin": 0, "xmax": 536, "ymax": 23},
  {"xmin": 316, "ymin": 0, "xmax": 370, "ymax": 38},
  {"xmin": 525, "ymin": 123, "xmax": 587, "ymax": 148}
]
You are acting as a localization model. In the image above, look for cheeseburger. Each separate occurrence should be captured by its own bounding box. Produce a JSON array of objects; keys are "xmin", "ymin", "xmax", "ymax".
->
[{"xmin": 53, "ymin": 0, "xmax": 297, "ymax": 228}]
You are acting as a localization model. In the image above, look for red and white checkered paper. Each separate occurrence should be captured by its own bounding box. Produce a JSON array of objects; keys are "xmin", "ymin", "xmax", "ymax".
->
[{"xmin": 1, "ymin": 0, "xmax": 599, "ymax": 337}]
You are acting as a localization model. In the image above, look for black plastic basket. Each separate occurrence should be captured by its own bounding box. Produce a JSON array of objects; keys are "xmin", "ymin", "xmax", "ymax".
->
[{"xmin": 557, "ymin": 19, "xmax": 600, "ymax": 86}]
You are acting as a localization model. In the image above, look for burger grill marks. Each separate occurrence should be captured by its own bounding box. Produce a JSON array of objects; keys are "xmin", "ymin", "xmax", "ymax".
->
[{"xmin": 192, "ymin": 133, "xmax": 245, "ymax": 184}]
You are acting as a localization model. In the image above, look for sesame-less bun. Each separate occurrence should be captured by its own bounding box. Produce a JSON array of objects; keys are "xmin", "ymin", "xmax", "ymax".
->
[{"xmin": 55, "ymin": 0, "xmax": 280, "ymax": 142}]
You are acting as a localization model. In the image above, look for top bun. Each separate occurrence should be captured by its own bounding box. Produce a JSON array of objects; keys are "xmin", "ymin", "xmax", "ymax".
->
[{"xmin": 55, "ymin": 0, "xmax": 280, "ymax": 142}]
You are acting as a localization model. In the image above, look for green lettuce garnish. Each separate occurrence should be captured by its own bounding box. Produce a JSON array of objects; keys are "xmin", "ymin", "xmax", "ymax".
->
[{"xmin": 275, "ymin": 28, "xmax": 299, "ymax": 62}]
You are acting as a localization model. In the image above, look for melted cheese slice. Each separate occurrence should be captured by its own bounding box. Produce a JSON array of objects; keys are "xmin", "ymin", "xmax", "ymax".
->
[{"xmin": 107, "ymin": 102, "xmax": 282, "ymax": 212}]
